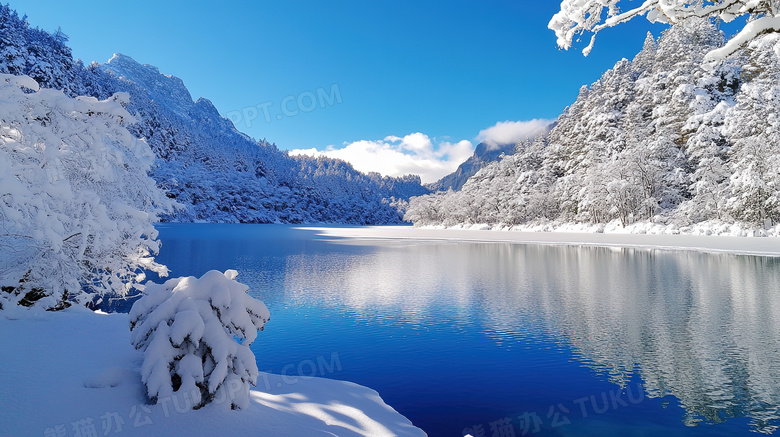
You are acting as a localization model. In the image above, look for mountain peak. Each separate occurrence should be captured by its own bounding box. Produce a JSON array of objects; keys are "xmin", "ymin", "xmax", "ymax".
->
[{"xmin": 103, "ymin": 53, "xmax": 194, "ymax": 116}]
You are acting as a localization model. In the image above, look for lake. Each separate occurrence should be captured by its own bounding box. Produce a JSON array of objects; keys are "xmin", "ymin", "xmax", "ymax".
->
[{"xmin": 153, "ymin": 223, "xmax": 780, "ymax": 436}]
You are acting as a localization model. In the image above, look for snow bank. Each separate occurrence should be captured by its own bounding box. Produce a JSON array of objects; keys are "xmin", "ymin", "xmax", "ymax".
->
[
  {"xmin": 0, "ymin": 308, "xmax": 424, "ymax": 437},
  {"xmin": 302, "ymin": 225, "xmax": 780, "ymax": 258}
]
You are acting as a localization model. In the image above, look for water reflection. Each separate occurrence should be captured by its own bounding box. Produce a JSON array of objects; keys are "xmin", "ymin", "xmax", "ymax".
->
[
  {"xmin": 155, "ymin": 225, "xmax": 780, "ymax": 434},
  {"xmin": 280, "ymin": 239, "xmax": 780, "ymax": 434},
  {"xmin": 531, "ymin": 248, "xmax": 780, "ymax": 434}
]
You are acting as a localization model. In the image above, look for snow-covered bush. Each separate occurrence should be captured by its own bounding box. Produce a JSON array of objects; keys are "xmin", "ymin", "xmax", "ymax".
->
[
  {"xmin": 0, "ymin": 74, "xmax": 171, "ymax": 310},
  {"xmin": 129, "ymin": 270, "xmax": 270, "ymax": 410}
]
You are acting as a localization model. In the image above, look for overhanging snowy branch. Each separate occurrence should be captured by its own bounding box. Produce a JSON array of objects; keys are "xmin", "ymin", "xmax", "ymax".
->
[
  {"xmin": 550, "ymin": 0, "xmax": 780, "ymax": 59},
  {"xmin": 705, "ymin": 15, "xmax": 780, "ymax": 60}
]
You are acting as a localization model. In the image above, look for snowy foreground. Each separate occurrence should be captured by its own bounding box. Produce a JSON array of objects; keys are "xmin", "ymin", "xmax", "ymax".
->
[
  {"xmin": 0, "ymin": 307, "xmax": 425, "ymax": 437},
  {"xmin": 306, "ymin": 225, "xmax": 780, "ymax": 257}
]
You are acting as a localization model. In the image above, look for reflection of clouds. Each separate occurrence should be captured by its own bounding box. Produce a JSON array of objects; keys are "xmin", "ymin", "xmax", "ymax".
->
[
  {"xmin": 281, "ymin": 240, "xmax": 780, "ymax": 433},
  {"xmin": 281, "ymin": 242, "xmax": 481, "ymax": 322}
]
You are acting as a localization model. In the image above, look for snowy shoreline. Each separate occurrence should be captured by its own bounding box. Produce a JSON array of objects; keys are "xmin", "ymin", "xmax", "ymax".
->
[
  {"xmin": 0, "ymin": 308, "xmax": 425, "ymax": 437},
  {"xmin": 301, "ymin": 225, "xmax": 780, "ymax": 257}
]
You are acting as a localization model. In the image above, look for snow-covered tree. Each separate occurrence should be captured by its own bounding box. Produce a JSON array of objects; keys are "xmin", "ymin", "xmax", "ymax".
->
[
  {"xmin": 550, "ymin": 0, "xmax": 780, "ymax": 61},
  {"xmin": 0, "ymin": 74, "xmax": 172, "ymax": 310},
  {"xmin": 129, "ymin": 270, "xmax": 270, "ymax": 410},
  {"xmin": 722, "ymin": 33, "xmax": 780, "ymax": 225}
]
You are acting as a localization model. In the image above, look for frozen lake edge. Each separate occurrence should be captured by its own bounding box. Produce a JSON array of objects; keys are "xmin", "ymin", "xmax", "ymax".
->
[{"xmin": 302, "ymin": 225, "xmax": 780, "ymax": 258}]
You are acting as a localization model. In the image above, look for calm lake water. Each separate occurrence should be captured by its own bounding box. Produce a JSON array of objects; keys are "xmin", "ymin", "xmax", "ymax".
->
[{"xmin": 154, "ymin": 223, "xmax": 780, "ymax": 436}]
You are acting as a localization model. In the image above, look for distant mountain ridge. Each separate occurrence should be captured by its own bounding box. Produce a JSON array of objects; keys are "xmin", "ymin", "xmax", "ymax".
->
[
  {"xmin": 429, "ymin": 121, "xmax": 555, "ymax": 192},
  {"xmin": 427, "ymin": 141, "xmax": 517, "ymax": 192},
  {"xmin": 0, "ymin": 5, "xmax": 429, "ymax": 224}
]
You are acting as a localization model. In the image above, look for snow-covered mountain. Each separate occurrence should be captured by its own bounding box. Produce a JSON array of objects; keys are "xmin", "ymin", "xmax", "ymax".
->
[
  {"xmin": 407, "ymin": 20, "xmax": 780, "ymax": 233},
  {"xmin": 99, "ymin": 53, "xmax": 432, "ymax": 224},
  {"xmin": 427, "ymin": 141, "xmax": 517, "ymax": 192},
  {"xmin": 0, "ymin": 5, "xmax": 429, "ymax": 224}
]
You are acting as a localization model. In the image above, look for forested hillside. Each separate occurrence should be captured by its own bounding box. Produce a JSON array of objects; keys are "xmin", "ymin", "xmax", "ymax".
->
[
  {"xmin": 406, "ymin": 20, "xmax": 780, "ymax": 234},
  {"xmin": 0, "ymin": 5, "xmax": 428, "ymax": 224}
]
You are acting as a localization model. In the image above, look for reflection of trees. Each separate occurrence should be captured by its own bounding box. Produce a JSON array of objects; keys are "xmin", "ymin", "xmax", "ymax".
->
[
  {"xmin": 281, "ymin": 240, "xmax": 780, "ymax": 433},
  {"xmin": 525, "ymin": 247, "xmax": 780, "ymax": 434}
]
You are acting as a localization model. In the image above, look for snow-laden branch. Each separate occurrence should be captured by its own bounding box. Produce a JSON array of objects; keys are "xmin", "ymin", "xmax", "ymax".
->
[
  {"xmin": 550, "ymin": 0, "xmax": 780, "ymax": 59},
  {"xmin": 705, "ymin": 14, "xmax": 780, "ymax": 60}
]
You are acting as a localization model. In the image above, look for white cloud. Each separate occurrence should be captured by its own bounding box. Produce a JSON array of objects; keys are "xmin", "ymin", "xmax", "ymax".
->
[
  {"xmin": 289, "ymin": 120, "xmax": 551, "ymax": 184},
  {"xmin": 289, "ymin": 133, "xmax": 473, "ymax": 184},
  {"xmin": 476, "ymin": 119, "xmax": 552, "ymax": 150}
]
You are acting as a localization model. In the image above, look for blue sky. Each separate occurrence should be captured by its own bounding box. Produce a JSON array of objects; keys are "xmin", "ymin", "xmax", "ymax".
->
[{"xmin": 14, "ymin": 0, "xmax": 671, "ymax": 182}]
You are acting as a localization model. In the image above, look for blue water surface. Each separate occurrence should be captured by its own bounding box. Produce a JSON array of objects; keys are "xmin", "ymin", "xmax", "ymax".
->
[{"xmin": 154, "ymin": 223, "xmax": 780, "ymax": 436}]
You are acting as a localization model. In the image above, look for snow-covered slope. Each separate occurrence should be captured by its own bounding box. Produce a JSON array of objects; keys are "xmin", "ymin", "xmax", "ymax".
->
[
  {"xmin": 407, "ymin": 21, "xmax": 780, "ymax": 233},
  {"xmin": 0, "ymin": 5, "xmax": 429, "ymax": 225},
  {"xmin": 0, "ymin": 308, "xmax": 425, "ymax": 437},
  {"xmin": 98, "ymin": 53, "xmax": 429, "ymax": 224}
]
